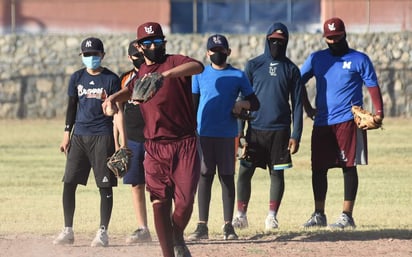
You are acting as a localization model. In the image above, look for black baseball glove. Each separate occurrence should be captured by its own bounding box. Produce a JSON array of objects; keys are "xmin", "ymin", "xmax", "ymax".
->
[
  {"xmin": 131, "ymin": 72, "xmax": 164, "ymax": 103},
  {"xmin": 107, "ymin": 147, "xmax": 132, "ymax": 178}
]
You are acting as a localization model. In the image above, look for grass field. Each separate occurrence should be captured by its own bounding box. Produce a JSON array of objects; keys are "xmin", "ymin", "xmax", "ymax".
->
[{"xmin": 0, "ymin": 118, "xmax": 411, "ymax": 239}]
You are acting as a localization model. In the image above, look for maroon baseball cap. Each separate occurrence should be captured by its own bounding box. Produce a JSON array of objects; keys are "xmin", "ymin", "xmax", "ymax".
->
[
  {"xmin": 323, "ymin": 17, "xmax": 346, "ymax": 37},
  {"xmin": 268, "ymin": 29, "xmax": 286, "ymax": 40},
  {"xmin": 137, "ymin": 22, "xmax": 165, "ymax": 42}
]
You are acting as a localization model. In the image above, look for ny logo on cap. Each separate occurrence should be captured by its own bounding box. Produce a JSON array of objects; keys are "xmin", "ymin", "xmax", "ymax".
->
[
  {"xmin": 144, "ymin": 26, "xmax": 154, "ymax": 34},
  {"xmin": 213, "ymin": 35, "xmax": 223, "ymax": 44},
  {"xmin": 85, "ymin": 40, "xmax": 92, "ymax": 47},
  {"xmin": 327, "ymin": 23, "xmax": 336, "ymax": 31}
]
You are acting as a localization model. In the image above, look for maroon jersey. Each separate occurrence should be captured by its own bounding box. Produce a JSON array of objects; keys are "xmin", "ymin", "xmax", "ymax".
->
[{"xmin": 130, "ymin": 54, "xmax": 201, "ymax": 141}]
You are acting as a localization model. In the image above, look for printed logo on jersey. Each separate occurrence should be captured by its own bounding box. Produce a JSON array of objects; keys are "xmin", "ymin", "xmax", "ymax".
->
[
  {"xmin": 342, "ymin": 61, "xmax": 352, "ymax": 69},
  {"xmin": 77, "ymin": 84, "xmax": 107, "ymax": 100},
  {"xmin": 327, "ymin": 22, "xmax": 337, "ymax": 32},
  {"xmin": 102, "ymin": 176, "xmax": 109, "ymax": 183},
  {"xmin": 269, "ymin": 62, "xmax": 279, "ymax": 76},
  {"xmin": 144, "ymin": 25, "xmax": 155, "ymax": 35}
]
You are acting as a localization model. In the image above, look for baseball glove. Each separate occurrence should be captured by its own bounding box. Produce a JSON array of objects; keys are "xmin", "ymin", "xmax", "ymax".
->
[
  {"xmin": 351, "ymin": 105, "xmax": 383, "ymax": 130},
  {"xmin": 233, "ymin": 109, "xmax": 255, "ymax": 121},
  {"xmin": 131, "ymin": 72, "xmax": 164, "ymax": 103},
  {"xmin": 107, "ymin": 147, "xmax": 132, "ymax": 178}
]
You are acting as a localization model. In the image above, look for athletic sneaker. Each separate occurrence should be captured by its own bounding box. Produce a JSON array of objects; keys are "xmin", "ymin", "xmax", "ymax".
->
[
  {"xmin": 265, "ymin": 215, "xmax": 279, "ymax": 230},
  {"xmin": 329, "ymin": 213, "xmax": 356, "ymax": 230},
  {"xmin": 302, "ymin": 212, "xmax": 327, "ymax": 228},
  {"xmin": 53, "ymin": 227, "xmax": 74, "ymax": 245},
  {"xmin": 223, "ymin": 223, "xmax": 238, "ymax": 240},
  {"xmin": 188, "ymin": 223, "xmax": 208, "ymax": 241},
  {"xmin": 90, "ymin": 226, "xmax": 109, "ymax": 247},
  {"xmin": 174, "ymin": 244, "xmax": 192, "ymax": 257},
  {"xmin": 126, "ymin": 228, "xmax": 152, "ymax": 244},
  {"xmin": 232, "ymin": 215, "xmax": 248, "ymax": 229}
]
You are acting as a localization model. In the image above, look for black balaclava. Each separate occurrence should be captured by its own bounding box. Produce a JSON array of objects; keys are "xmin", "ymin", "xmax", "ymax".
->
[
  {"xmin": 132, "ymin": 52, "xmax": 145, "ymax": 69},
  {"xmin": 142, "ymin": 45, "xmax": 166, "ymax": 63},
  {"xmin": 210, "ymin": 52, "xmax": 228, "ymax": 66},
  {"xmin": 327, "ymin": 35, "xmax": 349, "ymax": 56}
]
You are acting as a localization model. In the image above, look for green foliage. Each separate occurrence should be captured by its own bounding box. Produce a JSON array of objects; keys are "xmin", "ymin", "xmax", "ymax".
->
[{"xmin": 0, "ymin": 118, "xmax": 411, "ymax": 238}]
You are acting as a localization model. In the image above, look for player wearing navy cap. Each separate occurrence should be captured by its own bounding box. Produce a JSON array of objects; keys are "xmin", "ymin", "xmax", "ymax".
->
[
  {"xmin": 188, "ymin": 34, "xmax": 259, "ymax": 241},
  {"xmin": 53, "ymin": 37, "xmax": 120, "ymax": 247}
]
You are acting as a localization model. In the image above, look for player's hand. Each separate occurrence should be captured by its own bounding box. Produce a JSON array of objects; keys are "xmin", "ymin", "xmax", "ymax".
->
[
  {"xmin": 59, "ymin": 132, "xmax": 70, "ymax": 155},
  {"xmin": 288, "ymin": 138, "xmax": 299, "ymax": 154}
]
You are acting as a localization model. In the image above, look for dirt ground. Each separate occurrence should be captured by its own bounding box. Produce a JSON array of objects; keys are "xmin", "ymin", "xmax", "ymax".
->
[{"xmin": 1, "ymin": 231, "xmax": 411, "ymax": 257}]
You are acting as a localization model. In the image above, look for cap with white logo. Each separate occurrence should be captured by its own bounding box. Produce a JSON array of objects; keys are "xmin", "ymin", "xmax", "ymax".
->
[{"xmin": 323, "ymin": 17, "xmax": 346, "ymax": 37}]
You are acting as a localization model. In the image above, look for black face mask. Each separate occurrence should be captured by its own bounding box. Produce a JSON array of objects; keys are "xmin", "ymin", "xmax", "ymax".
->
[
  {"xmin": 269, "ymin": 39, "xmax": 286, "ymax": 59},
  {"xmin": 142, "ymin": 46, "xmax": 166, "ymax": 63},
  {"xmin": 210, "ymin": 52, "xmax": 228, "ymax": 66},
  {"xmin": 327, "ymin": 38, "xmax": 349, "ymax": 56},
  {"xmin": 132, "ymin": 53, "xmax": 145, "ymax": 69}
]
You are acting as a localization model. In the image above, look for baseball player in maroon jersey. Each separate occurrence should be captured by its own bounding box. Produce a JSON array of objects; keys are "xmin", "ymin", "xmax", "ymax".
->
[{"xmin": 103, "ymin": 22, "xmax": 204, "ymax": 257}]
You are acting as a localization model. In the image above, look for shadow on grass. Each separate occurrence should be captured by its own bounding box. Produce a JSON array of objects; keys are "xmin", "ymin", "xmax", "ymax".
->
[{"xmin": 187, "ymin": 229, "xmax": 412, "ymax": 246}]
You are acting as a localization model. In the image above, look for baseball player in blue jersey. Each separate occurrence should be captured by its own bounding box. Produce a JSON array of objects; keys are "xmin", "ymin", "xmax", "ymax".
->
[
  {"xmin": 53, "ymin": 37, "xmax": 121, "ymax": 247},
  {"xmin": 300, "ymin": 17, "xmax": 384, "ymax": 229},
  {"xmin": 232, "ymin": 22, "xmax": 303, "ymax": 231},
  {"xmin": 189, "ymin": 34, "xmax": 260, "ymax": 241}
]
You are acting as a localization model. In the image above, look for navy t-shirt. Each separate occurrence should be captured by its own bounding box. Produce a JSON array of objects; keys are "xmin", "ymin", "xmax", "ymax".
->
[{"xmin": 68, "ymin": 68, "xmax": 120, "ymax": 136}]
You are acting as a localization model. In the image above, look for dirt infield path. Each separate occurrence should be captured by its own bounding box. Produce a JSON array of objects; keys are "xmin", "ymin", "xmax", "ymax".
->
[{"xmin": 1, "ymin": 232, "xmax": 411, "ymax": 257}]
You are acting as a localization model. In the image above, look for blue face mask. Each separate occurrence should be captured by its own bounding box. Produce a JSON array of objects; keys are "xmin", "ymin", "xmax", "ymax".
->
[{"xmin": 82, "ymin": 55, "xmax": 101, "ymax": 69}]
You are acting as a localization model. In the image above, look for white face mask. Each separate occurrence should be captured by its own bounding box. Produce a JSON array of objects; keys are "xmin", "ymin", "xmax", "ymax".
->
[{"xmin": 82, "ymin": 55, "xmax": 101, "ymax": 69}]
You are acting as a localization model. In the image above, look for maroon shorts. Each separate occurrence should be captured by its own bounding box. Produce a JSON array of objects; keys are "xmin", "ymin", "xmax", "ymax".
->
[
  {"xmin": 143, "ymin": 136, "xmax": 200, "ymax": 203},
  {"xmin": 311, "ymin": 120, "xmax": 368, "ymax": 171}
]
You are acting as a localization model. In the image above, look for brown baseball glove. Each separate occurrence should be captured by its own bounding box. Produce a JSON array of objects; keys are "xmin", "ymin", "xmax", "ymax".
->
[
  {"xmin": 107, "ymin": 147, "xmax": 132, "ymax": 178},
  {"xmin": 232, "ymin": 109, "xmax": 255, "ymax": 121},
  {"xmin": 131, "ymin": 72, "xmax": 164, "ymax": 103},
  {"xmin": 351, "ymin": 106, "xmax": 383, "ymax": 130}
]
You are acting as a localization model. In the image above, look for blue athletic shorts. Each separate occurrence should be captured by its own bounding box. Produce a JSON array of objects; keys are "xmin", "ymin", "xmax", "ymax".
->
[{"xmin": 123, "ymin": 139, "xmax": 146, "ymax": 185}]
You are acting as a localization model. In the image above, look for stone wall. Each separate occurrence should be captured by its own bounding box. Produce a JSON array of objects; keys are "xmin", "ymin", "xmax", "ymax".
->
[{"xmin": 1, "ymin": 32, "xmax": 411, "ymax": 119}]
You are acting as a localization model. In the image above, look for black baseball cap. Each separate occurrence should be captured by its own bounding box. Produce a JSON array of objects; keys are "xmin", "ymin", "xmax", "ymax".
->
[
  {"xmin": 207, "ymin": 34, "xmax": 229, "ymax": 50},
  {"xmin": 80, "ymin": 37, "xmax": 104, "ymax": 54}
]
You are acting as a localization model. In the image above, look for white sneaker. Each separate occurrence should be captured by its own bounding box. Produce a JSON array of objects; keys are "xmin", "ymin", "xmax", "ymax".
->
[
  {"xmin": 232, "ymin": 215, "xmax": 248, "ymax": 229},
  {"xmin": 91, "ymin": 226, "xmax": 109, "ymax": 247},
  {"xmin": 265, "ymin": 215, "xmax": 279, "ymax": 231},
  {"xmin": 53, "ymin": 227, "xmax": 74, "ymax": 245}
]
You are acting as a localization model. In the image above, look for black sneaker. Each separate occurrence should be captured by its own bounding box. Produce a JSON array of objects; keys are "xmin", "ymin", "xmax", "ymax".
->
[
  {"xmin": 223, "ymin": 223, "xmax": 238, "ymax": 240},
  {"xmin": 174, "ymin": 244, "xmax": 192, "ymax": 257},
  {"xmin": 187, "ymin": 223, "xmax": 208, "ymax": 241}
]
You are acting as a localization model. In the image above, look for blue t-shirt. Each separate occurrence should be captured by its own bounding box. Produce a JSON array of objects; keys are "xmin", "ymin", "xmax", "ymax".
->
[
  {"xmin": 192, "ymin": 64, "xmax": 254, "ymax": 137},
  {"xmin": 68, "ymin": 68, "xmax": 120, "ymax": 135},
  {"xmin": 300, "ymin": 48, "xmax": 379, "ymax": 126}
]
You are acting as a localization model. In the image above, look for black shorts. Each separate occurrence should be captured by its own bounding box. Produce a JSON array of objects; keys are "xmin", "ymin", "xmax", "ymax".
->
[
  {"xmin": 245, "ymin": 128, "xmax": 292, "ymax": 171},
  {"xmin": 63, "ymin": 134, "xmax": 117, "ymax": 187},
  {"xmin": 199, "ymin": 136, "xmax": 236, "ymax": 176}
]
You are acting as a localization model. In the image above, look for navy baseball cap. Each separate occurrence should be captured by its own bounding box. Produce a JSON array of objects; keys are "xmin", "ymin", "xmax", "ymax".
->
[
  {"xmin": 207, "ymin": 34, "xmax": 229, "ymax": 50},
  {"xmin": 128, "ymin": 40, "xmax": 139, "ymax": 56},
  {"xmin": 323, "ymin": 17, "xmax": 346, "ymax": 37},
  {"xmin": 80, "ymin": 37, "xmax": 104, "ymax": 54},
  {"xmin": 137, "ymin": 22, "xmax": 165, "ymax": 42}
]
